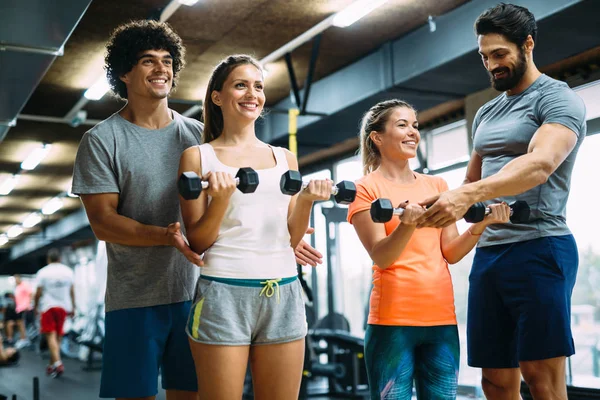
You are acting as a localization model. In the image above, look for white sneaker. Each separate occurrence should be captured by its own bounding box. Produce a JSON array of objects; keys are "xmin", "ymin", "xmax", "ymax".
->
[{"xmin": 15, "ymin": 339, "xmax": 30, "ymax": 349}]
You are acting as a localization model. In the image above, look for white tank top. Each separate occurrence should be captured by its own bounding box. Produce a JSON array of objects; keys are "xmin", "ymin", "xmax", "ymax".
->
[{"xmin": 198, "ymin": 143, "xmax": 297, "ymax": 279}]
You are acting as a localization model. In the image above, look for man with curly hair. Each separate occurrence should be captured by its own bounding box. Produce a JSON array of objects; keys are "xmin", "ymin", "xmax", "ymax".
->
[
  {"xmin": 72, "ymin": 20, "xmax": 202, "ymax": 400},
  {"xmin": 72, "ymin": 19, "xmax": 322, "ymax": 400}
]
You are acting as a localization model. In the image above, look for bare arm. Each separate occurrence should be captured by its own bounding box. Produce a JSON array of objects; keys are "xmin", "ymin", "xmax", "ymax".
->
[
  {"xmin": 416, "ymin": 124, "xmax": 578, "ymax": 228},
  {"xmin": 285, "ymin": 152, "xmax": 313, "ymax": 249},
  {"xmin": 33, "ymin": 287, "xmax": 42, "ymax": 312},
  {"xmin": 463, "ymin": 150, "xmax": 482, "ymax": 184},
  {"xmin": 437, "ymin": 151, "xmax": 485, "ymax": 263},
  {"xmin": 178, "ymin": 146, "xmax": 234, "ymax": 255},
  {"xmin": 80, "ymin": 193, "xmax": 170, "ymax": 246},
  {"xmin": 462, "ymin": 124, "xmax": 577, "ymax": 201},
  {"xmin": 284, "ymin": 151, "xmax": 332, "ymax": 248},
  {"xmin": 440, "ymin": 203, "xmax": 509, "ymax": 263},
  {"xmin": 351, "ymin": 209, "xmax": 418, "ymax": 269},
  {"xmin": 80, "ymin": 157, "xmax": 203, "ymax": 265},
  {"xmin": 70, "ymin": 285, "xmax": 76, "ymax": 315}
]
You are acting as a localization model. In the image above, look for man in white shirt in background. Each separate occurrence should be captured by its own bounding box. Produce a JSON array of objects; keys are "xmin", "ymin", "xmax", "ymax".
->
[{"xmin": 34, "ymin": 248, "xmax": 75, "ymax": 378}]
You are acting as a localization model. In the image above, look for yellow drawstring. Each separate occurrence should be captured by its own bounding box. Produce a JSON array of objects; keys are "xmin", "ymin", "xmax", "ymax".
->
[{"xmin": 259, "ymin": 278, "xmax": 282, "ymax": 303}]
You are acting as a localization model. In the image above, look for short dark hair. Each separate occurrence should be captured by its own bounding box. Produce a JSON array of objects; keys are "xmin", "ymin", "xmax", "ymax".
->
[
  {"xmin": 105, "ymin": 20, "xmax": 186, "ymax": 99},
  {"xmin": 475, "ymin": 3, "xmax": 537, "ymax": 46},
  {"xmin": 47, "ymin": 248, "xmax": 61, "ymax": 263}
]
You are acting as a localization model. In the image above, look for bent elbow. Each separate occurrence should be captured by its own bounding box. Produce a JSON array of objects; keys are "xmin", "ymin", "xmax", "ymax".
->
[
  {"xmin": 538, "ymin": 155, "xmax": 562, "ymax": 184},
  {"xmin": 88, "ymin": 220, "xmax": 108, "ymax": 242},
  {"xmin": 371, "ymin": 255, "xmax": 392, "ymax": 270},
  {"xmin": 445, "ymin": 256, "xmax": 460, "ymax": 265},
  {"xmin": 535, "ymin": 164, "xmax": 554, "ymax": 185},
  {"xmin": 442, "ymin": 251, "xmax": 459, "ymax": 265}
]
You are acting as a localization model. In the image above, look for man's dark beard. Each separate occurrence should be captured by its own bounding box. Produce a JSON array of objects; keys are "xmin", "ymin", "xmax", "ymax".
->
[{"xmin": 489, "ymin": 49, "xmax": 527, "ymax": 92}]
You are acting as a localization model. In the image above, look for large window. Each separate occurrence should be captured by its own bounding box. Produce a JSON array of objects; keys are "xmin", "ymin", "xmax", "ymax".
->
[
  {"xmin": 426, "ymin": 120, "xmax": 471, "ymax": 171},
  {"xmin": 301, "ymin": 170, "xmax": 332, "ymax": 322},
  {"xmin": 335, "ymin": 157, "xmax": 373, "ymax": 337},
  {"xmin": 565, "ymin": 132, "xmax": 600, "ymax": 388}
]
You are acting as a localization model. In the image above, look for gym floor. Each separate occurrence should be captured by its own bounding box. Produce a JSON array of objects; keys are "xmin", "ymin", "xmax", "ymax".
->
[
  {"xmin": 0, "ymin": 348, "xmax": 481, "ymax": 399},
  {"xmin": 0, "ymin": 348, "xmax": 360, "ymax": 400}
]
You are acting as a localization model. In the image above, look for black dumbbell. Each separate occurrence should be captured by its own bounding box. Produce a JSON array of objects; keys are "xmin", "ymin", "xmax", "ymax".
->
[
  {"xmin": 370, "ymin": 198, "xmax": 530, "ymax": 224},
  {"xmin": 370, "ymin": 199, "xmax": 405, "ymax": 223},
  {"xmin": 279, "ymin": 170, "xmax": 356, "ymax": 205},
  {"xmin": 178, "ymin": 168, "xmax": 259, "ymax": 200},
  {"xmin": 463, "ymin": 200, "xmax": 530, "ymax": 223}
]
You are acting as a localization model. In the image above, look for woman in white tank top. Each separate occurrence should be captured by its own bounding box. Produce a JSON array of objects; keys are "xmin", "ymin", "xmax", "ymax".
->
[{"xmin": 178, "ymin": 55, "xmax": 333, "ymax": 400}]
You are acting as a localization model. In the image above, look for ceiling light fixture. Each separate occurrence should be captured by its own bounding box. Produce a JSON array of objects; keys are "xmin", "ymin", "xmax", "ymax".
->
[
  {"xmin": 178, "ymin": 0, "xmax": 199, "ymax": 5},
  {"xmin": 7, "ymin": 225, "xmax": 23, "ymax": 238},
  {"xmin": 21, "ymin": 143, "xmax": 52, "ymax": 170},
  {"xmin": 0, "ymin": 175, "xmax": 20, "ymax": 195},
  {"xmin": 84, "ymin": 76, "xmax": 111, "ymax": 101},
  {"xmin": 42, "ymin": 197, "xmax": 64, "ymax": 215},
  {"xmin": 260, "ymin": 0, "xmax": 389, "ymax": 66},
  {"xmin": 23, "ymin": 213, "xmax": 43, "ymax": 228},
  {"xmin": 262, "ymin": 65, "xmax": 271, "ymax": 78},
  {"xmin": 332, "ymin": 0, "xmax": 390, "ymax": 28},
  {"xmin": 0, "ymin": 235, "xmax": 8, "ymax": 246}
]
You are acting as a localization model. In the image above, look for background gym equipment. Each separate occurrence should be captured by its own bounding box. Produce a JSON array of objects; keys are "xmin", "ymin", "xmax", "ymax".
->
[
  {"xmin": 371, "ymin": 198, "xmax": 530, "ymax": 224},
  {"xmin": 279, "ymin": 170, "xmax": 357, "ymax": 205},
  {"xmin": 178, "ymin": 168, "xmax": 259, "ymax": 200}
]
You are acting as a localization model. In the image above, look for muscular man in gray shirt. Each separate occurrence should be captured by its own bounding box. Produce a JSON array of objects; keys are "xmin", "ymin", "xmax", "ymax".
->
[
  {"xmin": 73, "ymin": 20, "xmax": 321, "ymax": 400},
  {"xmin": 415, "ymin": 4, "xmax": 586, "ymax": 400}
]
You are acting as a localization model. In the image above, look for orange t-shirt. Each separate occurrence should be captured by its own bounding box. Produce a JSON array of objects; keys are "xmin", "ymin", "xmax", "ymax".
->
[{"xmin": 347, "ymin": 170, "xmax": 457, "ymax": 327}]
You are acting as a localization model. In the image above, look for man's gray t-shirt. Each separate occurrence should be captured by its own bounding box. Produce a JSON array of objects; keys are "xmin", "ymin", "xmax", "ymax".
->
[
  {"xmin": 72, "ymin": 110, "xmax": 202, "ymax": 312},
  {"xmin": 472, "ymin": 74, "xmax": 586, "ymax": 247}
]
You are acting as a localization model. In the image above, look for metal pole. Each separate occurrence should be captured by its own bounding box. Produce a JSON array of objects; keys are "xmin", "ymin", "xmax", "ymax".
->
[
  {"xmin": 33, "ymin": 377, "xmax": 39, "ymax": 400},
  {"xmin": 288, "ymin": 108, "xmax": 300, "ymax": 156}
]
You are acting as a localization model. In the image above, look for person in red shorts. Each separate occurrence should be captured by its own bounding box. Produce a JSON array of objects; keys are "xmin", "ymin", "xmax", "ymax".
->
[{"xmin": 33, "ymin": 248, "xmax": 75, "ymax": 378}]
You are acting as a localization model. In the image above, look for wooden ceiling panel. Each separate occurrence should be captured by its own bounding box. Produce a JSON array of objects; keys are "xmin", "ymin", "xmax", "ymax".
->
[
  {"xmin": 0, "ymin": 196, "xmax": 46, "ymax": 211},
  {"xmin": 0, "ymin": 195, "xmax": 80, "ymax": 212},
  {"xmin": 169, "ymin": 0, "xmax": 273, "ymax": 42},
  {"xmin": 3, "ymin": 0, "xmax": 474, "ymax": 251},
  {"xmin": 0, "ymin": 211, "xmax": 29, "ymax": 224},
  {"xmin": 11, "ymin": 174, "xmax": 73, "ymax": 193},
  {"xmin": 2, "ymin": 120, "xmax": 88, "ymax": 144},
  {"xmin": 0, "ymin": 141, "xmax": 79, "ymax": 167}
]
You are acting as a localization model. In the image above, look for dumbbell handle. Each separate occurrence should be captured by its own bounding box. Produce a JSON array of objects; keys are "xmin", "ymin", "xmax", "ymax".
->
[
  {"xmin": 300, "ymin": 181, "xmax": 341, "ymax": 195},
  {"xmin": 383, "ymin": 204, "xmax": 513, "ymax": 219},
  {"xmin": 482, "ymin": 206, "xmax": 515, "ymax": 217},
  {"xmin": 387, "ymin": 207, "xmax": 406, "ymax": 217},
  {"xmin": 199, "ymin": 177, "xmax": 241, "ymax": 189}
]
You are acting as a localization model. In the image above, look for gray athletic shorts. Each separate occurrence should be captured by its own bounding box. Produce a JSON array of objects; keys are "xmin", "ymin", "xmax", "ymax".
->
[{"xmin": 186, "ymin": 276, "xmax": 307, "ymax": 345}]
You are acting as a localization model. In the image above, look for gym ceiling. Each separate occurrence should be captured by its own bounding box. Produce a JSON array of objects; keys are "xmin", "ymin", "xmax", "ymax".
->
[{"xmin": 1, "ymin": 0, "xmax": 599, "ymax": 274}]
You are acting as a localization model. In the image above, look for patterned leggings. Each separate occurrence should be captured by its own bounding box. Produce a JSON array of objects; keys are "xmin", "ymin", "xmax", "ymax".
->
[{"xmin": 364, "ymin": 324, "xmax": 460, "ymax": 400}]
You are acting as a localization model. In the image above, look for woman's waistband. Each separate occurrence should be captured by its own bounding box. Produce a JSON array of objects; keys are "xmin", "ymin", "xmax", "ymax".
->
[{"xmin": 200, "ymin": 275, "xmax": 297, "ymax": 287}]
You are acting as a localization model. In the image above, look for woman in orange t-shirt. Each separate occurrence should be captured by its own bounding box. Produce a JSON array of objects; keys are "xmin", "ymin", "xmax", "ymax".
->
[{"xmin": 347, "ymin": 99, "xmax": 509, "ymax": 400}]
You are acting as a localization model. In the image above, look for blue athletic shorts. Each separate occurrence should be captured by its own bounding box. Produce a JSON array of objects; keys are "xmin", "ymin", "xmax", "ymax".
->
[
  {"xmin": 99, "ymin": 301, "xmax": 197, "ymax": 398},
  {"xmin": 467, "ymin": 235, "xmax": 578, "ymax": 368}
]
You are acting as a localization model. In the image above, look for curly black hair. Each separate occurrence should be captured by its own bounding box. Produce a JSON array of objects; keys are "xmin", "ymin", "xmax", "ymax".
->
[{"xmin": 104, "ymin": 20, "xmax": 186, "ymax": 99}]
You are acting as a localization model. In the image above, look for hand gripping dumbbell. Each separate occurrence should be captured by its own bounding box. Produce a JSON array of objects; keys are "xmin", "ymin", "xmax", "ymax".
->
[
  {"xmin": 279, "ymin": 170, "xmax": 357, "ymax": 205},
  {"xmin": 370, "ymin": 198, "xmax": 530, "ymax": 224},
  {"xmin": 370, "ymin": 199, "xmax": 406, "ymax": 223},
  {"xmin": 463, "ymin": 200, "xmax": 530, "ymax": 224},
  {"xmin": 178, "ymin": 168, "xmax": 259, "ymax": 200}
]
